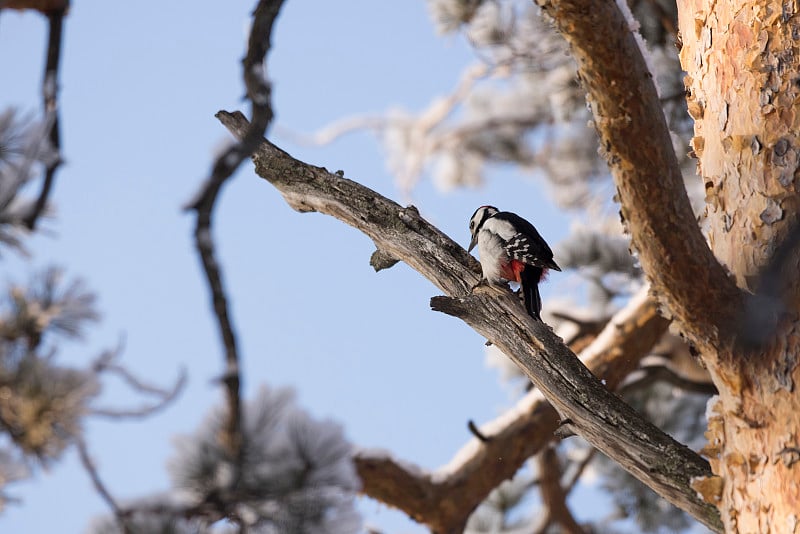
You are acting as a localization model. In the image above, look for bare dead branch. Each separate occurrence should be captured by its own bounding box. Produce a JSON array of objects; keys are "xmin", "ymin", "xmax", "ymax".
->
[
  {"xmin": 356, "ymin": 291, "xmax": 665, "ymax": 531},
  {"xmin": 430, "ymin": 292, "xmax": 719, "ymax": 531},
  {"xmin": 185, "ymin": 0, "xmax": 284, "ymax": 466},
  {"xmin": 533, "ymin": 0, "xmax": 744, "ymax": 357},
  {"xmin": 217, "ymin": 111, "xmax": 477, "ymax": 296},
  {"xmin": 216, "ymin": 110, "xmax": 720, "ymax": 532},
  {"xmin": 23, "ymin": 5, "xmax": 66, "ymax": 230},
  {"xmin": 76, "ymin": 436, "xmax": 130, "ymax": 533},
  {"xmin": 98, "ymin": 360, "xmax": 184, "ymax": 397}
]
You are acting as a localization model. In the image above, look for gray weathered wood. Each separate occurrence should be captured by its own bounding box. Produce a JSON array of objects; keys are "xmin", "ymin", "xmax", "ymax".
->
[{"xmin": 217, "ymin": 110, "xmax": 722, "ymax": 532}]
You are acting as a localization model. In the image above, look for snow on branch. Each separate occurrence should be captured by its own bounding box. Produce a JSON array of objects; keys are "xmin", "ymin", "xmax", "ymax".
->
[
  {"xmin": 89, "ymin": 386, "xmax": 361, "ymax": 533},
  {"xmin": 216, "ymin": 110, "xmax": 722, "ymax": 532}
]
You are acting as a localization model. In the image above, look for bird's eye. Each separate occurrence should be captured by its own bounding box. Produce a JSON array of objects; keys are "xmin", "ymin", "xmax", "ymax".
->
[{"xmin": 469, "ymin": 222, "xmax": 474, "ymax": 229}]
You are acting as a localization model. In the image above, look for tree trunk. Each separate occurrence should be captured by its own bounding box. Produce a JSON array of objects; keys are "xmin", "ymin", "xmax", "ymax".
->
[{"xmin": 677, "ymin": 0, "xmax": 800, "ymax": 530}]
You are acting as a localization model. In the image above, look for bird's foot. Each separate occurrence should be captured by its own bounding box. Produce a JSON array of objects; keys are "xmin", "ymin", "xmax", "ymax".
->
[
  {"xmin": 471, "ymin": 279, "xmax": 509, "ymax": 296},
  {"xmin": 470, "ymin": 278, "xmax": 489, "ymax": 292}
]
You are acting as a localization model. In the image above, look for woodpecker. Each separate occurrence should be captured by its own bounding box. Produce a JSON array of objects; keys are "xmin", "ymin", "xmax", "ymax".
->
[{"xmin": 468, "ymin": 206, "xmax": 561, "ymax": 320}]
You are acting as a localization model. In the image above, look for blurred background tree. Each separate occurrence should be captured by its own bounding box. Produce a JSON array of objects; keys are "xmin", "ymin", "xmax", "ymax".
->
[{"xmin": 2, "ymin": 0, "xmax": 796, "ymax": 532}]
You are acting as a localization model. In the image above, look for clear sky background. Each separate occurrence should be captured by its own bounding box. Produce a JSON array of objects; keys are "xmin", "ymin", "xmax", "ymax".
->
[{"xmin": 0, "ymin": 1, "xmax": 575, "ymax": 532}]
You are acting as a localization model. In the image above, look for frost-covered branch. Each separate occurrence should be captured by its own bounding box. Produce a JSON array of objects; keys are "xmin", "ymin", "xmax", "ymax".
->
[
  {"xmin": 91, "ymin": 386, "xmax": 361, "ymax": 533},
  {"xmin": 217, "ymin": 110, "xmax": 721, "ymax": 532},
  {"xmin": 0, "ymin": 267, "xmax": 97, "ymax": 348},
  {"xmin": 0, "ymin": 268, "xmax": 99, "ymax": 504},
  {"xmin": 294, "ymin": 62, "xmax": 496, "ymax": 191},
  {"xmin": 0, "ymin": 268, "xmax": 189, "ymax": 514}
]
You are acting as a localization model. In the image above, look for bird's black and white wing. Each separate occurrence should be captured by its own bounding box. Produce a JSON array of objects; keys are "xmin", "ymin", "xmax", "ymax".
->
[{"xmin": 491, "ymin": 212, "xmax": 561, "ymax": 271}]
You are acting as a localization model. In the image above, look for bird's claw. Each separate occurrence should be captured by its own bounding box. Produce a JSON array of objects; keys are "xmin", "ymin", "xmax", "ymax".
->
[
  {"xmin": 471, "ymin": 279, "xmax": 509, "ymax": 296},
  {"xmin": 470, "ymin": 278, "xmax": 490, "ymax": 292}
]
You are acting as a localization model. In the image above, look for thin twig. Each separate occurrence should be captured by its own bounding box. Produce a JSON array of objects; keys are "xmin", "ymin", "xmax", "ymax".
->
[
  {"xmin": 76, "ymin": 436, "xmax": 130, "ymax": 533},
  {"xmin": 467, "ymin": 419, "xmax": 491, "ymax": 443},
  {"xmin": 275, "ymin": 115, "xmax": 389, "ymax": 146},
  {"xmin": 619, "ymin": 365, "xmax": 717, "ymax": 396},
  {"xmin": 184, "ymin": 0, "xmax": 285, "ymax": 466},
  {"xmin": 90, "ymin": 339, "xmax": 188, "ymax": 411},
  {"xmin": 98, "ymin": 362, "xmax": 185, "ymax": 397},
  {"xmin": 24, "ymin": 5, "xmax": 67, "ymax": 230},
  {"xmin": 90, "ymin": 403, "xmax": 178, "ymax": 420},
  {"xmin": 90, "ymin": 367, "xmax": 188, "ymax": 419},
  {"xmin": 92, "ymin": 342, "xmax": 184, "ymax": 395}
]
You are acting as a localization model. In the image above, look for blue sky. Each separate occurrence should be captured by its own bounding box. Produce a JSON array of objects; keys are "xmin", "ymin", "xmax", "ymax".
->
[{"xmin": 1, "ymin": 1, "xmax": 573, "ymax": 531}]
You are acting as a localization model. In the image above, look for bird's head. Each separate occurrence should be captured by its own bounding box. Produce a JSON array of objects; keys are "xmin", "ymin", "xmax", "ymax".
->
[{"xmin": 468, "ymin": 205, "xmax": 498, "ymax": 252}]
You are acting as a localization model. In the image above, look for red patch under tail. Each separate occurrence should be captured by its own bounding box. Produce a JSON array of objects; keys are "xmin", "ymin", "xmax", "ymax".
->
[{"xmin": 500, "ymin": 259, "xmax": 526, "ymax": 283}]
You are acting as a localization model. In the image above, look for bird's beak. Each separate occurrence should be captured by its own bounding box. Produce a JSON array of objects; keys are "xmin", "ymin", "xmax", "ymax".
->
[{"xmin": 468, "ymin": 235, "xmax": 478, "ymax": 253}]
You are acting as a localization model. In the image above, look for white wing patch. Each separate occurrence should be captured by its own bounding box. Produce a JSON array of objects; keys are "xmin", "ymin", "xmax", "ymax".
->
[{"xmin": 481, "ymin": 216, "xmax": 518, "ymax": 241}]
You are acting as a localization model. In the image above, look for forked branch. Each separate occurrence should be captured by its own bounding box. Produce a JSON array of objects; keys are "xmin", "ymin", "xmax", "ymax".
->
[
  {"xmin": 216, "ymin": 110, "xmax": 722, "ymax": 532},
  {"xmin": 534, "ymin": 0, "xmax": 743, "ymax": 355},
  {"xmin": 357, "ymin": 287, "xmax": 668, "ymax": 532}
]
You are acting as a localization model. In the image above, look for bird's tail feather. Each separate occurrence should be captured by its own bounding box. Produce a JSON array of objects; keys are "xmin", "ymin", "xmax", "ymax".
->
[{"xmin": 520, "ymin": 267, "xmax": 543, "ymax": 320}]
